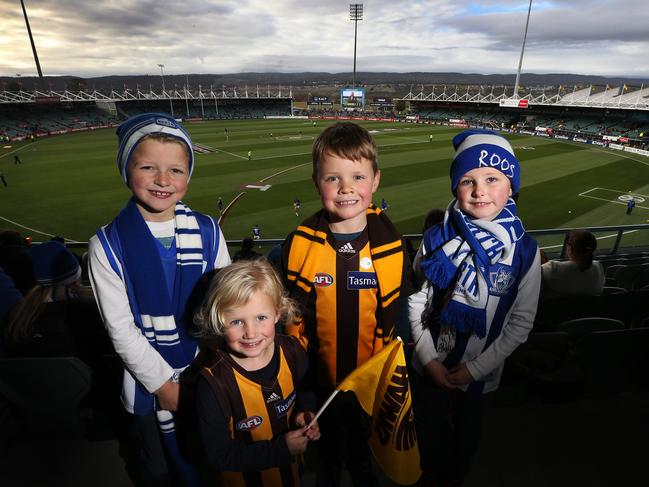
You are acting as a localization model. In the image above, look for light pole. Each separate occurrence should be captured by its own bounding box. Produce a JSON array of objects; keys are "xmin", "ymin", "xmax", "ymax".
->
[
  {"xmin": 158, "ymin": 63, "xmax": 174, "ymax": 117},
  {"xmin": 349, "ymin": 4, "xmax": 363, "ymax": 89},
  {"xmin": 513, "ymin": 0, "xmax": 533, "ymax": 99},
  {"xmin": 20, "ymin": 0, "xmax": 43, "ymax": 78}
]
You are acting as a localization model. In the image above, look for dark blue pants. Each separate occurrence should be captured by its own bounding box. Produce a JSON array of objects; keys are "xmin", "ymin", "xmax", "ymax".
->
[{"xmin": 410, "ymin": 370, "xmax": 491, "ymax": 484}]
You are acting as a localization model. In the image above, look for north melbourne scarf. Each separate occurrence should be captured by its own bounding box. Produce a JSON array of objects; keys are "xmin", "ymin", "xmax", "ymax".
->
[{"xmin": 420, "ymin": 198, "xmax": 525, "ymax": 338}]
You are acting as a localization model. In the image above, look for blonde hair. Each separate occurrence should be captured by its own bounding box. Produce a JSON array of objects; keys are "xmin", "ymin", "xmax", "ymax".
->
[
  {"xmin": 5, "ymin": 281, "xmax": 82, "ymax": 341},
  {"xmin": 194, "ymin": 259, "xmax": 299, "ymax": 337}
]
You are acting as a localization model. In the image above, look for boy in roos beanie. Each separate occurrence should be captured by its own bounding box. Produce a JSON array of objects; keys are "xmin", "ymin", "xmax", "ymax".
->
[{"xmin": 409, "ymin": 129, "xmax": 541, "ymax": 485}]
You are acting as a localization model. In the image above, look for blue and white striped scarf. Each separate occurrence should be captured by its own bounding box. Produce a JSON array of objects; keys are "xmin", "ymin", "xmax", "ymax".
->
[
  {"xmin": 113, "ymin": 198, "xmax": 205, "ymax": 369},
  {"xmin": 420, "ymin": 198, "xmax": 525, "ymax": 338}
]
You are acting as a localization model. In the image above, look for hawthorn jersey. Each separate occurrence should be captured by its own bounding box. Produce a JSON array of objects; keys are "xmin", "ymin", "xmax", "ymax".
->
[
  {"xmin": 282, "ymin": 206, "xmax": 409, "ymax": 392},
  {"xmin": 200, "ymin": 335, "xmax": 307, "ymax": 487}
]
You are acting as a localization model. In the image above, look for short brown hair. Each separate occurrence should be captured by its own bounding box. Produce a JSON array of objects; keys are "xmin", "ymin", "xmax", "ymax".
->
[{"xmin": 312, "ymin": 122, "xmax": 378, "ymax": 178}]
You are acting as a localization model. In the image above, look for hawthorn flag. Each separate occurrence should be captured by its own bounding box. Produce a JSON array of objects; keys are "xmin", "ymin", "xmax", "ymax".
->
[{"xmin": 337, "ymin": 338, "xmax": 421, "ymax": 485}]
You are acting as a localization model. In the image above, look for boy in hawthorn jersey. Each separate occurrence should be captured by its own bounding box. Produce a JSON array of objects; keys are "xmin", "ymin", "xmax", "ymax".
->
[{"xmin": 280, "ymin": 122, "xmax": 411, "ymax": 486}]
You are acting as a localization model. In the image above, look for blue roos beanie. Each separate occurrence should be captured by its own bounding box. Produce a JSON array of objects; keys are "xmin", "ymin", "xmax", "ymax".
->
[
  {"xmin": 30, "ymin": 240, "xmax": 81, "ymax": 286},
  {"xmin": 115, "ymin": 113, "xmax": 194, "ymax": 184},
  {"xmin": 449, "ymin": 129, "xmax": 520, "ymax": 195}
]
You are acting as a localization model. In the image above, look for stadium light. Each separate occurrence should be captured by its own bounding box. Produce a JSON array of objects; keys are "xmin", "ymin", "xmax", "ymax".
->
[
  {"xmin": 513, "ymin": 0, "xmax": 533, "ymax": 99},
  {"xmin": 158, "ymin": 63, "xmax": 174, "ymax": 117},
  {"xmin": 349, "ymin": 4, "xmax": 363, "ymax": 89},
  {"xmin": 20, "ymin": 0, "xmax": 43, "ymax": 79}
]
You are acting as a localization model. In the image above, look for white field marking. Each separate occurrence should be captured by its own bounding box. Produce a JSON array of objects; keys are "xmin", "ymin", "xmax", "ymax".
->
[
  {"xmin": 0, "ymin": 215, "xmax": 79, "ymax": 242},
  {"xmin": 540, "ymin": 230, "xmax": 638, "ymax": 250},
  {"xmin": 0, "ymin": 144, "xmax": 34, "ymax": 159},
  {"xmin": 378, "ymin": 131, "xmax": 430, "ymax": 143},
  {"xmin": 260, "ymin": 162, "xmax": 311, "ymax": 182},
  {"xmin": 218, "ymin": 192, "xmax": 246, "ymax": 226},
  {"xmin": 250, "ymin": 139, "xmax": 428, "ymax": 163},
  {"xmin": 578, "ymin": 187, "xmax": 649, "ymax": 210},
  {"xmin": 245, "ymin": 184, "xmax": 272, "ymax": 191},
  {"xmin": 584, "ymin": 146, "xmax": 649, "ymax": 167},
  {"xmin": 213, "ymin": 147, "xmax": 248, "ymax": 159},
  {"xmin": 274, "ymin": 135, "xmax": 314, "ymax": 141}
]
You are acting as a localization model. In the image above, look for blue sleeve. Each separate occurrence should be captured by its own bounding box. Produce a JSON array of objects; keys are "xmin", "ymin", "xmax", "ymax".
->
[{"xmin": 0, "ymin": 266, "xmax": 22, "ymax": 324}]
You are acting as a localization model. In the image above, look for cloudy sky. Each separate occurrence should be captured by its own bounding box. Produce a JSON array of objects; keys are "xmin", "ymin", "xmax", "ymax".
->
[{"xmin": 1, "ymin": 0, "xmax": 647, "ymax": 78}]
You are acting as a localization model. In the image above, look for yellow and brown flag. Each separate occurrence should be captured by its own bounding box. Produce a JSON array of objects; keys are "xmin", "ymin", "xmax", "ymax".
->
[{"xmin": 336, "ymin": 338, "xmax": 421, "ymax": 485}]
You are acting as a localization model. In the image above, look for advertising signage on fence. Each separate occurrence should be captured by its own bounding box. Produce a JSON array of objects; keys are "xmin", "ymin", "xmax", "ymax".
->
[
  {"xmin": 370, "ymin": 97, "xmax": 393, "ymax": 107},
  {"xmin": 499, "ymin": 98, "xmax": 529, "ymax": 109},
  {"xmin": 340, "ymin": 88, "xmax": 365, "ymax": 109},
  {"xmin": 35, "ymin": 96, "xmax": 61, "ymax": 104}
]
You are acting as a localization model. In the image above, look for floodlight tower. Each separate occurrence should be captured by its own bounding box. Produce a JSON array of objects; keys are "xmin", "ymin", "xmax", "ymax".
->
[
  {"xmin": 513, "ymin": 0, "xmax": 533, "ymax": 99},
  {"xmin": 158, "ymin": 63, "xmax": 174, "ymax": 117},
  {"xmin": 20, "ymin": 0, "xmax": 43, "ymax": 78},
  {"xmin": 349, "ymin": 4, "xmax": 363, "ymax": 88}
]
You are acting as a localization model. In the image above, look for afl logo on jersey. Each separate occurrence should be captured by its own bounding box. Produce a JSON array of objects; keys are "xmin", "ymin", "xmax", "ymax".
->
[
  {"xmin": 313, "ymin": 273, "xmax": 334, "ymax": 287},
  {"xmin": 236, "ymin": 416, "xmax": 263, "ymax": 431}
]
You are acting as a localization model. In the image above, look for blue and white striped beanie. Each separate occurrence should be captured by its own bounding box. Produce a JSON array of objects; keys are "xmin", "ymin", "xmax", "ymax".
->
[
  {"xmin": 116, "ymin": 113, "xmax": 194, "ymax": 184},
  {"xmin": 30, "ymin": 240, "xmax": 81, "ymax": 287},
  {"xmin": 450, "ymin": 129, "xmax": 520, "ymax": 195}
]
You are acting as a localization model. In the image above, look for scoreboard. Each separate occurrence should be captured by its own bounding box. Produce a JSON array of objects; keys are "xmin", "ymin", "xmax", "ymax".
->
[
  {"xmin": 308, "ymin": 95, "xmax": 333, "ymax": 106},
  {"xmin": 340, "ymin": 88, "xmax": 365, "ymax": 109}
]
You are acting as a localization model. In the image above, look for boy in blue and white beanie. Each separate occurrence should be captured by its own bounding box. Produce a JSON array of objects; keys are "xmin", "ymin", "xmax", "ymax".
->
[
  {"xmin": 88, "ymin": 113, "xmax": 230, "ymax": 486},
  {"xmin": 409, "ymin": 129, "xmax": 541, "ymax": 485}
]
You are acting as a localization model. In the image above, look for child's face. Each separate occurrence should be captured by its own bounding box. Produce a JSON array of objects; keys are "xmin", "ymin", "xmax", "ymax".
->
[
  {"xmin": 222, "ymin": 289, "xmax": 278, "ymax": 369},
  {"xmin": 456, "ymin": 167, "xmax": 512, "ymax": 221},
  {"xmin": 314, "ymin": 153, "xmax": 380, "ymax": 233},
  {"xmin": 127, "ymin": 139, "xmax": 189, "ymax": 222}
]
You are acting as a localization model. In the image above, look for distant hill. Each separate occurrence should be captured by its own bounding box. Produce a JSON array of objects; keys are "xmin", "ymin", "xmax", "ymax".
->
[{"xmin": 3, "ymin": 72, "xmax": 648, "ymax": 93}]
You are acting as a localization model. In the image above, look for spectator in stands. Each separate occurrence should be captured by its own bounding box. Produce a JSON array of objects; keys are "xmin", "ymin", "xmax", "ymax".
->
[
  {"xmin": 0, "ymin": 266, "xmax": 22, "ymax": 333},
  {"xmin": 232, "ymin": 237, "xmax": 261, "ymax": 262},
  {"xmin": 0, "ymin": 230, "xmax": 34, "ymax": 295},
  {"xmin": 88, "ymin": 113, "xmax": 230, "ymax": 487},
  {"xmin": 541, "ymin": 229, "xmax": 604, "ymax": 301},
  {"xmin": 409, "ymin": 129, "xmax": 541, "ymax": 486},
  {"xmin": 2, "ymin": 240, "xmax": 102, "ymax": 359}
]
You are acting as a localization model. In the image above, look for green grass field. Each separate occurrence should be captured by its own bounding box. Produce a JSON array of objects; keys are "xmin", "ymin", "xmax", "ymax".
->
[{"xmin": 1, "ymin": 119, "xmax": 648, "ymax": 253}]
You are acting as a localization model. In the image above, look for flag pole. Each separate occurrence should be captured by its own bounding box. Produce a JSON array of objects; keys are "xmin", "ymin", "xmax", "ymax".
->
[{"xmin": 306, "ymin": 389, "xmax": 339, "ymax": 430}]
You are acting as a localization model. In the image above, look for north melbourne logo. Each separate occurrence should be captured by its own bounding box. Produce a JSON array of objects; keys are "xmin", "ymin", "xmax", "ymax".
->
[
  {"xmin": 489, "ymin": 266, "xmax": 515, "ymax": 295},
  {"xmin": 338, "ymin": 242, "xmax": 356, "ymax": 254}
]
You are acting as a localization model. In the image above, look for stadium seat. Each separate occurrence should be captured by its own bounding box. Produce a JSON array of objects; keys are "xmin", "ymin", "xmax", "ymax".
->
[
  {"xmin": 614, "ymin": 264, "xmax": 647, "ymax": 290},
  {"xmin": 576, "ymin": 328, "xmax": 649, "ymax": 396},
  {"xmin": 631, "ymin": 264, "xmax": 649, "ymax": 290},
  {"xmin": 601, "ymin": 286, "xmax": 626, "ymax": 295},
  {"xmin": 555, "ymin": 317, "xmax": 625, "ymax": 341},
  {"xmin": 0, "ymin": 356, "xmax": 92, "ymax": 439},
  {"xmin": 504, "ymin": 332, "xmax": 583, "ymax": 403}
]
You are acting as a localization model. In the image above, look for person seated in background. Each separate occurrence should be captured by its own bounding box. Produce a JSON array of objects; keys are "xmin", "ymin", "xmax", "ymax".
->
[
  {"xmin": 540, "ymin": 229, "xmax": 605, "ymax": 301},
  {"xmin": 0, "ymin": 266, "xmax": 22, "ymax": 333},
  {"xmin": 232, "ymin": 237, "xmax": 261, "ymax": 262},
  {"xmin": 0, "ymin": 229, "xmax": 35, "ymax": 295},
  {"xmin": 3, "ymin": 240, "xmax": 107, "ymax": 359}
]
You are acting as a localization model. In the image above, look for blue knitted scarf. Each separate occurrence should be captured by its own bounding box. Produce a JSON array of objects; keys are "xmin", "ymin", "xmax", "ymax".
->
[
  {"xmin": 420, "ymin": 198, "xmax": 525, "ymax": 338},
  {"xmin": 113, "ymin": 199, "xmax": 206, "ymax": 369}
]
